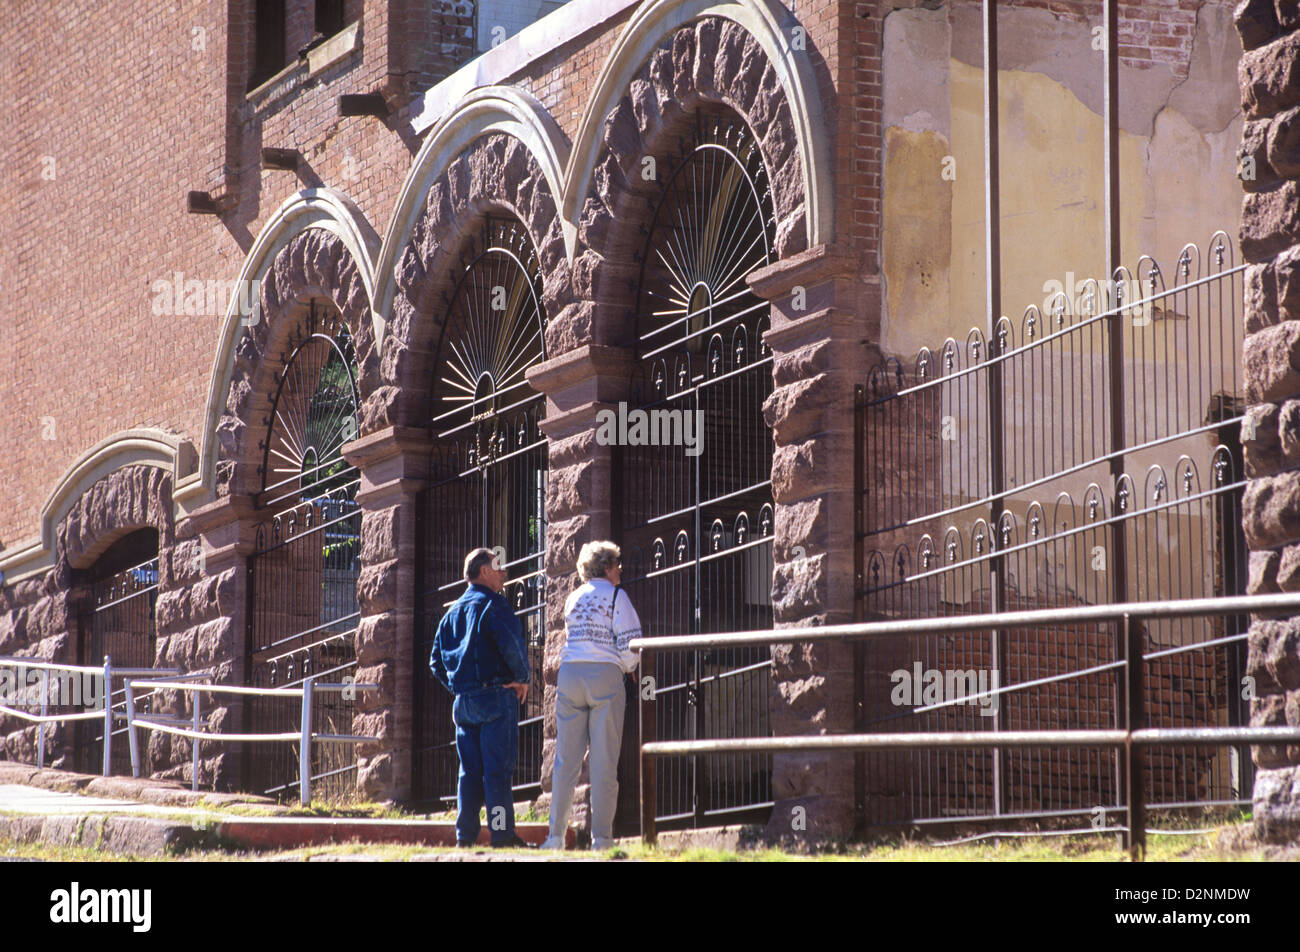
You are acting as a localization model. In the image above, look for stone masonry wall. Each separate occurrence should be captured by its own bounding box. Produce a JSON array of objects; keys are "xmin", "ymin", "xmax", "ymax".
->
[{"xmin": 1236, "ymin": 0, "xmax": 1300, "ymax": 842}]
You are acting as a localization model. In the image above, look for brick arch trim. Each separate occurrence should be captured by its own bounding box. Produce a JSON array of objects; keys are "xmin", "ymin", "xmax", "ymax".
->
[
  {"xmin": 212, "ymin": 227, "xmax": 379, "ymax": 499},
  {"xmin": 565, "ymin": 0, "xmax": 829, "ymax": 257},
  {"xmin": 375, "ymin": 131, "xmax": 565, "ymax": 432},
  {"xmin": 191, "ymin": 189, "xmax": 379, "ymax": 504}
]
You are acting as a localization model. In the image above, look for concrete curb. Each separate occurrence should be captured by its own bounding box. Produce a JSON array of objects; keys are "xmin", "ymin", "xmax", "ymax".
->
[
  {"xmin": 0, "ymin": 812, "xmax": 207, "ymax": 857},
  {"xmin": 0, "ymin": 761, "xmax": 287, "ymax": 812}
]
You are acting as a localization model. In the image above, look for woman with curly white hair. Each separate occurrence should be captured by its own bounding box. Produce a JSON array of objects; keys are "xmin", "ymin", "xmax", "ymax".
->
[{"xmin": 541, "ymin": 540, "xmax": 641, "ymax": 851}]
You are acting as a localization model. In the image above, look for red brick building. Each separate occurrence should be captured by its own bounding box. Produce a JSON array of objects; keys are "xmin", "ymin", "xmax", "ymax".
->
[{"xmin": 3, "ymin": 0, "xmax": 1295, "ymax": 841}]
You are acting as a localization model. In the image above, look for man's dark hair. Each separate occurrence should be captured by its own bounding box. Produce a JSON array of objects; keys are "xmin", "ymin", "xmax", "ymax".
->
[{"xmin": 464, "ymin": 547, "xmax": 498, "ymax": 581}]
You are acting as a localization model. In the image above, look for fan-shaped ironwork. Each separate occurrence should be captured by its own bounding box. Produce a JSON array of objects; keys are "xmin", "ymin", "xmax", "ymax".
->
[
  {"xmin": 260, "ymin": 303, "xmax": 360, "ymax": 503},
  {"xmin": 635, "ymin": 114, "xmax": 773, "ymax": 360},
  {"xmin": 431, "ymin": 217, "xmax": 545, "ymax": 452}
]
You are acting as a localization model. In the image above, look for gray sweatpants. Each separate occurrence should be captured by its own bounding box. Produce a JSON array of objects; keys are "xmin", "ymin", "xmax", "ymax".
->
[{"xmin": 549, "ymin": 661, "xmax": 626, "ymax": 842}]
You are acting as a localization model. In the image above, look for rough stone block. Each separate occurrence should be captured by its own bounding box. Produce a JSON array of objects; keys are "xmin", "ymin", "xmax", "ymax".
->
[
  {"xmin": 1235, "ymin": 0, "xmax": 1281, "ymax": 50},
  {"xmin": 1246, "ymin": 469, "xmax": 1300, "ymax": 549},
  {"xmin": 1242, "ymin": 182, "xmax": 1300, "ymax": 261},
  {"xmin": 1241, "ymin": 31, "xmax": 1300, "ymax": 120},
  {"xmin": 1244, "ymin": 321, "xmax": 1300, "ymax": 403}
]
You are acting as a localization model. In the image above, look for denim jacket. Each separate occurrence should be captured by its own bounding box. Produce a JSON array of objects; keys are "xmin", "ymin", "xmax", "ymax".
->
[{"xmin": 429, "ymin": 583, "xmax": 530, "ymax": 695}]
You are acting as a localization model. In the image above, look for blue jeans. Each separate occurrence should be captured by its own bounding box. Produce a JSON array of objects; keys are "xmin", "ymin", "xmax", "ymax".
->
[{"xmin": 452, "ymin": 686, "xmax": 518, "ymax": 845}]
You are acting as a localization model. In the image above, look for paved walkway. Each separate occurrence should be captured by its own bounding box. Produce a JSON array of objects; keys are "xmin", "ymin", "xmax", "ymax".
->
[{"xmin": 0, "ymin": 784, "xmax": 224, "ymax": 817}]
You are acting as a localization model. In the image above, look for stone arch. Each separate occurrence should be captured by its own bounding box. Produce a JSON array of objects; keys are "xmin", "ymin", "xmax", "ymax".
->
[
  {"xmin": 568, "ymin": 0, "xmax": 827, "ymax": 251},
  {"xmin": 569, "ymin": 13, "xmax": 819, "ymax": 349},
  {"xmin": 213, "ymin": 228, "xmax": 380, "ymax": 500},
  {"xmin": 191, "ymin": 189, "xmax": 379, "ymax": 507},
  {"xmin": 54, "ymin": 464, "xmax": 173, "ymax": 582},
  {"xmin": 374, "ymin": 86, "xmax": 572, "ymax": 331},
  {"xmin": 377, "ymin": 131, "xmax": 566, "ymax": 430}
]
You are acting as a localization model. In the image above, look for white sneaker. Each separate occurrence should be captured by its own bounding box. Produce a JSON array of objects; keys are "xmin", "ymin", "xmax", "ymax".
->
[
  {"xmin": 592, "ymin": 837, "xmax": 616, "ymax": 851},
  {"xmin": 540, "ymin": 834, "xmax": 566, "ymax": 850}
]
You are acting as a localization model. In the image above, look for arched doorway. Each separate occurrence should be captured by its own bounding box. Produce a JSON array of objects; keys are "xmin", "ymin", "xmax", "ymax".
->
[
  {"xmin": 76, "ymin": 527, "xmax": 159, "ymax": 775},
  {"xmin": 615, "ymin": 108, "xmax": 776, "ymax": 831},
  {"xmin": 413, "ymin": 216, "xmax": 549, "ymax": 807},
  {"xmin": 246, "ymin": 300, "xmax": 362, "ymax": 799}
]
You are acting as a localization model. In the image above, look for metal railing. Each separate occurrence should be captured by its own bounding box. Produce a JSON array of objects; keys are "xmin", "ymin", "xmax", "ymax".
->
[
  {"xmin": 0, "ymin": 656, "xmax": 180, "ymax": 773},
  {"xmin": 632, "ymin": 592, "xmax": 1300, "ymax": 860},
  {"xmin": 121, "ymin": 675, "xmax": 377, "ymax": 805}
]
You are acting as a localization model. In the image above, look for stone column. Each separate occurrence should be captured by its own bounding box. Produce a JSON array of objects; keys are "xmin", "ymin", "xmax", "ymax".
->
[
  {"xmin": 747, "ymin": 244, "xmax": 880, "ymax": 839},
  {"xmin": 174, "ymin": 493, "xmax": 256, "ymax": 788},
  {"xmin": 1237, "ymin": 0, "xmax": 1300, "ymax": 844},
  {"xmin": 525, "ymin": 344, "xmax": 635, "ymax": 824},
  {"xmin": 342, "ymin": 424, "xmax": 430, "ymax": 802}
]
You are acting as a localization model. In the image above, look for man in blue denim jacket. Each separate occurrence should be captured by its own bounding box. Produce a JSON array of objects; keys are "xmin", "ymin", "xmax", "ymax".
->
[{"xmin": 429, "ymin": 547, "xmax": 531, "ymax": 848}]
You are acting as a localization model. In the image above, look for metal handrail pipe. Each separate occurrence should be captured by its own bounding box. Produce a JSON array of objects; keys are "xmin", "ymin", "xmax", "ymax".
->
[
  {"xmin": 126, "ymin": 680, "xmax": 304, "ymax": 698},
  {"xmin": 641, "ymin": 725, "xmax": 1300, "ymax": 756},
  {"xmin": 0, "ymin": 706, "xmax": 108, "ymax": 723},
  {"xmin": 628, "ymin": 592, "xmax": 1300, "ymax": 652},
  {"xmin": 129, "ymin": 720, "xmax": 302, "ymax": 743}
]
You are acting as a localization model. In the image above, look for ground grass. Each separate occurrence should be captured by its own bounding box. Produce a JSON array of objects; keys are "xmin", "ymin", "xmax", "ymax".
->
[{"xmin": 1, "ymin": 814, "xmax": 1280, "ymax": 862}]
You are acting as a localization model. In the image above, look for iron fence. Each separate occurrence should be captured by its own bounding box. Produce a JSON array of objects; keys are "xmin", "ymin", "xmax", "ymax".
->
[{"xmin": 856, "ymin": 233, "xmax": 1248, "ymax": 824}]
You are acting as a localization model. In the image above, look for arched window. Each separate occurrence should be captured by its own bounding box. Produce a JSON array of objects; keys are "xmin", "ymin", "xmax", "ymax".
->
[
  {"xmin": 76, "ymin": 528, "xmax": 159, "ymax": 775},
  {"xmin": 415, "ymin": 217, "xmax": 548, "ymax": 806},
  {"xmin": 247, "ymin": 301, "xmax": 361, "ymax": 799},
  {"xmin": 616, "ymin": 108, "xmax": 776, "ymax": 829}
]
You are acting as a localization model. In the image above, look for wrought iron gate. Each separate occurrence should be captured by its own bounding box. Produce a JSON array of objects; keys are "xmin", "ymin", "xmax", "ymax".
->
[
  {"xmin": 414, "ymin": 218, "xmax": 548, "ymax": 807},
  {"xmin": 247, "ymin": 302, "xmax": 361, "ymax": 800},
  {"xmin": 616, "ymin": 110, "xmax": 776, "ymax": 830},
  {"xmin": 856, "ymin": 233, "xmax": 1249, "ymax": 825},
  {"xmin": 78, "ymin": 529, "xmax": 159, "ymax": 775}
]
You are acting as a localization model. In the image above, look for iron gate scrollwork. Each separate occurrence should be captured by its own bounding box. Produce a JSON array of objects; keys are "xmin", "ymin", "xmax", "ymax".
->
[
  {"xmin": 247, "ymin": 302, "xmax": 361, "ymax": 800},
  {"xmin": 414, "ymin": 217, "xmax": 549, "ymax": 807},
  {"xmin": 616, "ymin": 109, "xmax": 776, "ymax": 831}
]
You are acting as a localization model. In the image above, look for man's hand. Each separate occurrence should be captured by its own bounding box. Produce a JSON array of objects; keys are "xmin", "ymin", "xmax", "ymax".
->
[{"xmin": 504, "ymin": 681, "xmax": 529, "ymax": 702}]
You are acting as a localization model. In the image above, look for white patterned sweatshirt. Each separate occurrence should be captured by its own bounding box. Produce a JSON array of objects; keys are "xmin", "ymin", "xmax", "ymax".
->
[{"xmin": 560, "ymin": 578, "xmax": 642, "ymax": 674}]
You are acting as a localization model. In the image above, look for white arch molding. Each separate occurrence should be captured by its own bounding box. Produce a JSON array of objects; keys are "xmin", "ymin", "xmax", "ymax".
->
[
  {"xmin": 372, "ymin": 85, "xmax": 573, "ymax": 336},
  {"xmin": 177, "ymin": 188, "xmax": 380, "ymax": 513}
]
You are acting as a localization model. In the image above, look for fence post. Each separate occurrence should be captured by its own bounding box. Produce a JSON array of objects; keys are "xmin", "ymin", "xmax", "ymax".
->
[
  {"xmin": 37, "ymin": 668, "xmax": 47, "ymax": 768},
  {"xmin": 124, "ymin": 678, "xmax": 141, "ymax": 778},
  {"xmin": 1124, "ymin": 612, "xmax": 1146, "ymax": 861},
  {"xmin": 300, "ymin": 677, "xmax": 314, "ymax": 807},
  {"xmin": 639, "ymin": 650, "xmax": 657, "ymax": 846},
  {"xmin": 102, "ymin": 655, "xmax": 113, "ymax": 776},
  {"xmin": 192, "ymin": 691, "xmax": 202, "ymax": 793}
]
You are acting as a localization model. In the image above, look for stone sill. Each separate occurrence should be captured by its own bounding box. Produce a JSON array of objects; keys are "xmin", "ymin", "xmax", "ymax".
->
[
  {"xmin": 245, "ymin": 20, "xmax": 363, "ymax": 110},
  {"xmin": 307, "ymin": 20, "xmax": 361, "ymax": 76}
]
